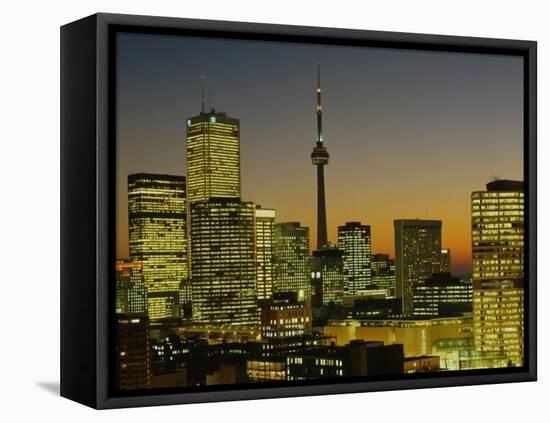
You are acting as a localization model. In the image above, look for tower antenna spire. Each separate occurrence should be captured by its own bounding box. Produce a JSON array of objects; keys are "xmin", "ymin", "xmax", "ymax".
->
[
  {"xmin": 316, "ymin": 63, "xmax": 323, "ymax": 146},
  {"xmin": 201, "ymin": 73, "xmax": 207, "ymax": 113}
]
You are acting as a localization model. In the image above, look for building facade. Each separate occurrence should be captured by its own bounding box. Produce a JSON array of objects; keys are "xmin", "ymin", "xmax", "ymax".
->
[
  {"xmin": 371, "ymin": 253, "xmax": 396, "ymax": 297},
  {"xmin": 128, "ymin": 173, "xmax": 187, "ymax": 321},
  {"xmin": 472, "ymin": 179, "xmax": 524, "ymax": 366},
  {"xmin": 115, "ymin": 260, "xmax": 147, "ymax": 315},
  {"xmin": 115, "ymin": 315, "xmax": 150, "ymax": 390},
  {"xmin": 412, "ymin": 273, "xmax": 473, "ymax": 317},
  {"xmin": 190, "ymin": 198, "xmax": 258, "ymax": 326},
  {"xmin": 394, "ymin": 219, "xmax": 442, "ymax": 314},
  {"xmin": 311, "ymin": 246, "xmax": 345, "ymax": 305},
  {"xmin": 338, "ymin": 222, "xmax": 372, "ymax": 294},
  {"xmin": 260, "ymin": 292, "xmax": 312, "ymax": 339},
  {"xmin": 441, "ymin": 249, "xmax": 451, "ymax": 273},
  {"xmin": 273, "ymin": 222, "xmax": 311, "ymax": 296},
  {"xmin": 255, "ymin": 208, "xmax": 276, "ymax": 301},
  {"xmin": 186, "ymin": 110, "xmax": 241, "ymax": 204},
  {"xmin": 286, "ymin": 340, "xmax": 403, "ymax": 380}
]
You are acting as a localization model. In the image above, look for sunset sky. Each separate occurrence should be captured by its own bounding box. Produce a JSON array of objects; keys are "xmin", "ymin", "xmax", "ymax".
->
[{"xmin": 115, "ymin": 32, "xmax": 524, "ymax": 275}]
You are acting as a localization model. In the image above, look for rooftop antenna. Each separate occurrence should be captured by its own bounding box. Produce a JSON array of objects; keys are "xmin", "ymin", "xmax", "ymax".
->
[
  {"xmin": 201, "ymin": 73, "xmax": 207, "ymax": 113},
  {"xmin": 316, "ymin": 63, "xmax": 323, "ymax": 146},
  {"xmin": 208, "ymin": 83, "xmax": 213, "ymax": 112}
]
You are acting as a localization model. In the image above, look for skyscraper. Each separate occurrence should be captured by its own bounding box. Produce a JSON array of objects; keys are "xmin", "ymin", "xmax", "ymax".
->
[
  {"xmin": 190, "ymin": 198, "xmax": 258, "ymax": 326},
  {"xmin": 128, "ymin": 173, "xmax": 187, "ymax": 321},
  {"xmin": 186, "ymin": 105, "xmax": 262, "ymax": 326},
  {"xmin": 310, "ymin": 65, "xmax": 330, "ymax": 250},
  {"xmin": 186, "ymin": 109, "xmax": 240, "ymax": 204},
  {"xmin": 255, "ymin": 207, "xmax": 276, "ymax": 301},
  {"xmin": 273, "ymin": 222, "xmax": 311, "ymax": 296},
  {"xmin": 472, "ymin": 180, "xmax": 524, "ymax": 366},
  {"xmin": 394, "ymin": 219, "xmax": 442, "ymax": 314},
  {"xmin": 338, "ymin": 222, "xmax": 372, "ymax": 294}
]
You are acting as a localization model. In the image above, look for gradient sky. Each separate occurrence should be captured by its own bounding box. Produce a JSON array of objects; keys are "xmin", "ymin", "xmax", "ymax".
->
[{"xmin": 116, "ymin": 32, "xmax": 524, "ymax": 275}]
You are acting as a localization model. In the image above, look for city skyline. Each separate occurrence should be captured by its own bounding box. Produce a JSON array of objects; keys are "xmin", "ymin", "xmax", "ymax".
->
[
  {"xmin": 116, "ymin": 32, "xmax": 523, "ymax": 276},
  {"xmin": 113, "ymin": 31, "xmax": 526, "ymax": 391}
]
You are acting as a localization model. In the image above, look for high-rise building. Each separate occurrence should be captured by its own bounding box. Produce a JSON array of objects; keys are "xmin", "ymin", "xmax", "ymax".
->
[
  {"xmin": 115, "ymin": 260, "xmax": 147, "ymax": 315},
  {"xmin": 394, "ymin": 219, "xmax": 442, "ymax": 314},
  {"xmin": 186, "ymin": 110, "xmax": 240, "ymax": 204},
  {"xmin": 255, "ymin": 208, "xmax": 276, "ymax": 301},
  {"xmin": 128, "ymin": 173, "xmax": 187, "ymax": 321},
  {"xmin": 273, "ymin": 222, "xmax": 311, "ymax": 296},
  {"xmin": 472, "ymin": 180, "xmax": 524, "ymax": 366},
  {"xmin": 311, "ymin": 246, "xmax": 345, "ymax": 305},
  {"xmin": 190, "ymin": 198, "xmax": 258, "ymax": 326},
  {"xmin": 115, "ymin": 315, "xmax": 150, "ymax": 390},
  {"xmin": 338, "ymin": 222, "xmax": 372, "ymax": 294},
  {"xmin": 412, "ymin": 273, "xmax": 473, "ymax": 317},
  {"xmin": 371, "ymin": 253, "xmax": 396, "ymax": 297},
  {"xmin": 310, "ymin": 65, "xmax": 330, "ymax": 250},
  {"xmin": 441, "ymin": 248, "xmax": 451, "ymax": 273}
]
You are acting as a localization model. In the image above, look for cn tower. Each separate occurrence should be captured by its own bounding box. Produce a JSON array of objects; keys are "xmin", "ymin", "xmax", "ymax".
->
[{"xmin": 310, "ymin": 64, "xmax": 330, "ymax": 250}]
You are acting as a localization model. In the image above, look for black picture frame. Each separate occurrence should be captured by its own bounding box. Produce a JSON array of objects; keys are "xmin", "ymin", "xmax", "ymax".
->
[{"xmin": 60, "ymin": 12, "xmax": 537, "ymax": 409}]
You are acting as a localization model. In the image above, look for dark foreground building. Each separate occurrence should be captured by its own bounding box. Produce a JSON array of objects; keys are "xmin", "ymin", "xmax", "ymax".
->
[
  {"xmin": 115, "ymin": 315, "xmax": 150, "ymax": 390},
  {"xmin": 286, "ymin": 340, "xmax": 404, "ymax": 380}
]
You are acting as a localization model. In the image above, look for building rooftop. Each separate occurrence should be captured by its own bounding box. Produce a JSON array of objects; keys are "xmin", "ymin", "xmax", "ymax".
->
[{"xmin": 486, "ymin": 179, "xmax": 524, "ymax": 192}]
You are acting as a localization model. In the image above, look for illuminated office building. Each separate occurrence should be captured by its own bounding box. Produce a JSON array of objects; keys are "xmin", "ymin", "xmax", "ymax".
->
[
  {"xmin": 190, "ymin": 198, "xmax": 258, "ymax": 326},
  {"xmin": 431, "ymin": 337, "xmax": 507, "ymax": 371},
  {"xmin": 115, "ymin": 260, "xmax": 147, "ymax": 315},
  {"xmin": 325, "ymin": 315, "xmax": 472, "ymax": 357},
  {"xmin": 371, "ymin": 253, "xmax": 396, "ymax": 297},
  {"xmin": 255, "ymin": 208, "xmax": 276, "ymax": 301},
  {"xmin": 472, "ymin": 179, "xmax": 524, "ymax": 366},
  {"xmin": 338, "ymin": 222, "xmax": 372, "ymax": 294},
  {"xmin": 128, "ymin": 173, "xmax": 187, "ymax": 321},
  {"xmin": 311, "ymin": 245, "xmax": 345, "ymax": 305},
  {"xmin": 273, "ymin": 222, "xmax": 311, "ymax": 296},
  {"xmin": 186, "ymin": 110, "xmax": 240, "ymax": 204},
  {"xmin": 441, "ymin": 248, "xmax": 451, "ymax": 273},
  {"xmin": 412, "ymin": 273, "xmax": 473, "ymax": 317},
  {"xmin": 115, "ymin": 315, "xmax": 150, "ymax": 390},
  {"xmin": 247, "ymin": 358, "xmax": 286, "ymax": 382},
  {"xmin": 260, "ymin": 292, "xmax": 312, "ymax": 339},
  {"xmin": 394, "ymin": 219, "xmax": 442, "ymax": 314},
  {"xmin": 472, "ymin": 180, "xmax": 524, "ymax": 285}
]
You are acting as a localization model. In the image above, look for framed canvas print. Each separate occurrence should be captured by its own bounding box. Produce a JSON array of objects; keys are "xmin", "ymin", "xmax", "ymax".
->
[{"xmin": 60, "ymin": 13, "xmax": 537, "ymax": 409}]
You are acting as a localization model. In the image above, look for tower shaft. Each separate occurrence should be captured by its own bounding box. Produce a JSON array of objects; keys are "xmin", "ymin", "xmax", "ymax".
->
[{"xmin": 316, "ymin": 164, "xmax": 328, "ymax": 249}]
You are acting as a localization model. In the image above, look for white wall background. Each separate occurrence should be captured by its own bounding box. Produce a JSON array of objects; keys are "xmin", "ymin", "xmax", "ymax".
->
[{"xmin": 1, "ymin": 0, "xmax": 546, "ymax": 420}]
